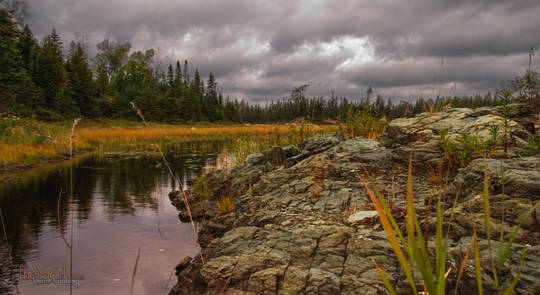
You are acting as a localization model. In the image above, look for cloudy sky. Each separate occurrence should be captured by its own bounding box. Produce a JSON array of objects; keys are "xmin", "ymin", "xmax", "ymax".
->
[{"xmin": 24, "ymin": 0, "xmax": 540, "ymax": 103}]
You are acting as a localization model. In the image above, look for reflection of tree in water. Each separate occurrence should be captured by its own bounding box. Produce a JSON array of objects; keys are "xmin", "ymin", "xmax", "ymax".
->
[{"xmin": 0, "ymin": 139, "xmax": 225, "ymax": 291}]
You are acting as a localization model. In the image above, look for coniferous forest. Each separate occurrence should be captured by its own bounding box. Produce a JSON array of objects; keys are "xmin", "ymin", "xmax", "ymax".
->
[{"xmin": 1, "ymin": 9, "xmax": 508, "ymax": 124}]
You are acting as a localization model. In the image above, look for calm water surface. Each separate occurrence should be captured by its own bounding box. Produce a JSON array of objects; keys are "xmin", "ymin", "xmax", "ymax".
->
[{"xmin": 0, "ymin": 140, "xmax": 227, "ymax": 295}]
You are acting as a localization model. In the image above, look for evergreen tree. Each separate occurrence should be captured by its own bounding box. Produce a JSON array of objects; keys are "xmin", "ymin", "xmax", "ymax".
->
[
  {"xmin": 167, "ymin": 64, "xmax": 174, "ymax": 86},
  {"xmin": 66, "ymin": 41, "xmax": 96, "ymax": 117},
  {"xmin": 174, "ymin": 61, "xmax": 182, "ymax": 85},
  {"xmin": 34, "ymin": 29, "xmax": 70, "ymax": 112},
  {"xmin": 0, "ymin": 9, "xmax": 39, "ymax": 115},
  {"xmin": 18, "ymin": 25, "xmax": 37, "ymax": 72},
  {"xmin": 183, "ymin": 60, "xmax": 189, "ymax": 84}
]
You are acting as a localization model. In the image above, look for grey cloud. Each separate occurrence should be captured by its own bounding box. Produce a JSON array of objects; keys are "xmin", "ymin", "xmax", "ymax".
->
[
  {"xmin": 344, "ymin": 55, "xmax": 526, "ymax": 88},
  {"xmin": 23, "ymin": 0, "xmax": 540, "ymax": 103}
]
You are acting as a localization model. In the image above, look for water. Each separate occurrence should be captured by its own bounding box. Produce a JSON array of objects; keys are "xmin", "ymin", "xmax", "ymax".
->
[{"xmin": 0, "ymin": 140, "xmax": 228, "ymax": 295}]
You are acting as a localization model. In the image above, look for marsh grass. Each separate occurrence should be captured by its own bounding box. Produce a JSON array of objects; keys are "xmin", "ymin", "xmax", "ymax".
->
[
  {"xmin": 0, "ymin": 117, "xmax": 336, "ymax": 167},
  {"xmin": 359, "ymin": 154, "xmax": 539, "ymax": 295}
]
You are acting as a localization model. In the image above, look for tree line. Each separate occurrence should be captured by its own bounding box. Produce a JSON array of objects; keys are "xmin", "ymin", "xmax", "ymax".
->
[{"xmin": 1, "ymin": 9, "xmax": 507, "ymax": 124}]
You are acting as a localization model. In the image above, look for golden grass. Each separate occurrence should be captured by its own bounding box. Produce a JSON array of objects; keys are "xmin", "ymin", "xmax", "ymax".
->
[
  {"xmin": 0, "ymin": 123, "xmax": 337, "ymax": 167},
  {"xmin": 76, "ymin": 124, "xmax": 321, "ymax": 141},
  {"xmin": 0, "ymin": 142, "xmax": 69, "ymax": 166}
]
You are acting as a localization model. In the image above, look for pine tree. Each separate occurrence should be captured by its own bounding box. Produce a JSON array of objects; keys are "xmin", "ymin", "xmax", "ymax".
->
[
  {"xmin": 66, "ymin": 41, "xmax": 96, "ymax": 117},
  {"xmin": 34, "ymin": 29, "xmax": 69, "ymax": 112},
  {"xmin": 18, "ymin": 25, "xmax": 37, "ymax": 72},
  {"xmin": 174, "ymin": 61, "xmax": 182, "ymax": 84},
  {"xmin": 0, "ymin": 9, "xmax": 39, "ymax": 115},
  {"xmin": 167, "ymin": 63, "xmax": 174, "ymax": 86}
]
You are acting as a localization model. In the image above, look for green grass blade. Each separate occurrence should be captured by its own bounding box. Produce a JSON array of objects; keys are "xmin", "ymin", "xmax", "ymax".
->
[
  {"xmin": 501, "ymin": 245, "xmax": 528, "ymax": 295},
  {"xmin": 436, "ymin": 192, "xmax": 446, "ymax": 294},
  {"xmin": 499, "ymin": 200, "xmax": 540, "ymax": 271},
  {"xmin": 498, "ymin": 210, "xmax": 505, "ymax": 275},
  {"xmin": 483, "ymin": 169, "xmax": 499, "ymax": 289},
  {"xmin": 473, "ymin": 227, "xmax": 483, "ymax": 295},
  {"xmin": 406, "ymin": 154, "xmax": 436, "ymax": 294},
  {"xmin": 372, "ymin": 259, "xmax": 398, "ymax": 295}
]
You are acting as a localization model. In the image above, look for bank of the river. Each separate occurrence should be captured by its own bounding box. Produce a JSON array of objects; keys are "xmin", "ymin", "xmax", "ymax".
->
[
  {"xmin": 168, "ymin": 105, "xmax": 540, "ymax": 294},
  {"xmin": 0, "ymin": 116, "xmax": 336, "ymax": 171}
]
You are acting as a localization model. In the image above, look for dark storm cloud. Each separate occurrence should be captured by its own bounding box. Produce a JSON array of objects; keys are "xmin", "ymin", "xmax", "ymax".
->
[
  {"xmin": 344, "ymin": 54, "xmax": 526, "ymax": 88},
  {"xmin": 24, "ymin": 0, "xmax": 540, "ymax": 102}
]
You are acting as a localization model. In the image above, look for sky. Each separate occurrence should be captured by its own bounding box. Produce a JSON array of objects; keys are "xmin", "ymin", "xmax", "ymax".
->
[{"xmin": 23, "ymin": 0, "xmax": 540, "ymax": 103}]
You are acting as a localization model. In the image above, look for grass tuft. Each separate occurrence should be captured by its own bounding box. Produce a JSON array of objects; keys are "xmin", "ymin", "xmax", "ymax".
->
[
  {"xmin": 216, "ymin": 196, "xmax": 235, "ymax": 214},
  {"xmin": 359, "ymin": 153, "xmax": 538, "ymax": 295}
]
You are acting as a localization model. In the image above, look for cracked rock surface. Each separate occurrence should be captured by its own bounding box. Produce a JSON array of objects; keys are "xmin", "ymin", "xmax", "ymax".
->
[{"xmin": 169, "ymin": 107, "xmax": 540, "ymax": 295}]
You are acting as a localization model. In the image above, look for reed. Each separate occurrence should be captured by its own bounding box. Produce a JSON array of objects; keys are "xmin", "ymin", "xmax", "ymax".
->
[
  {"xmin": 69, "ymin": 118, "xmax": 80, "ymax": 295},
  {"xmin": 130, "ymin": 248, "xmax": 141, "ymax": 295},
  {"xmin": 129, "ymin": 102, "xmax": 204, "ymax": 264},
  {"xmin": 219, "ymin": 259, "xmax": 240, "ymax": 295},
  {"xmin": 56, "ymin": 187, "xmax": 71, "ymax": 249}
]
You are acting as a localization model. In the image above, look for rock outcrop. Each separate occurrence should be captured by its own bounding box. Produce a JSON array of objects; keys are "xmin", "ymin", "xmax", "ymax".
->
[
  {"xmin": 386, "ymin": 106, "xmax": 533, "ymax": 147},
  {"xmin": 169, "ymin": 107, "xmax": 540, "ymax": 295}
]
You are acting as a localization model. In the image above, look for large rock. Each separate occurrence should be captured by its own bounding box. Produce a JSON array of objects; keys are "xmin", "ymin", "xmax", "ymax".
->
[
  {"xmin": 169, "ymin": 134, "xmax": 540, "ymax": 295},
  {"xmin": 387, "ymin": 107, "xmax": 532, "ymax": 146}
]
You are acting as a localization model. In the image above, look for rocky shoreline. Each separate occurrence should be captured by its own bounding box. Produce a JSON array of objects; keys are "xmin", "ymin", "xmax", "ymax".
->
[{"xmin": 168, "ymin": 105, "xmax": 539, "ymax": 295}]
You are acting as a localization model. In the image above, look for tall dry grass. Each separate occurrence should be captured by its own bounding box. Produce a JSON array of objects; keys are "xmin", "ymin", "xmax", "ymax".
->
[
  {"xmin": 129, "ymin": 102, "xmax": 204, "ymax": 266},
  {"xmin": 0, "ymin": 121, "xmax": 336, "ymax": 167}
]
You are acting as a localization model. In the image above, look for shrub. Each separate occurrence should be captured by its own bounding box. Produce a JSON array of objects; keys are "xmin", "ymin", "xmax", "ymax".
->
[{"xmin": 341, "ymin": 105, "xmax": 386, "ymax": 140}]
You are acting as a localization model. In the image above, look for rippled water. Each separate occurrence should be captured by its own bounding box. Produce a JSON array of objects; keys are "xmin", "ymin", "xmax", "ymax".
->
[{"xmin": 0, "ymin": 140, "xmax": 227, "ymax": 295}]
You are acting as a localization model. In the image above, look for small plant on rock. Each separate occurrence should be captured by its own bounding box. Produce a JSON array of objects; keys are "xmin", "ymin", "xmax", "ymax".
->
[
  {"xmin": 522, "ymin": 134, "xmax": 540, "ymax": 156},
  {"xmin": 487, "ymin": 125, "xmax": 502, "ymax": 157},
  {"xmin": 217, "ymin": 196, "xmax": 235, "ymax": 214},
  {"xmin": 496, "ymin": 91, "xmax": 514, "ymax": 158},
  {"xmin": 439, "ymin": 130, "xmax": 457, "ymax": 166}
]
